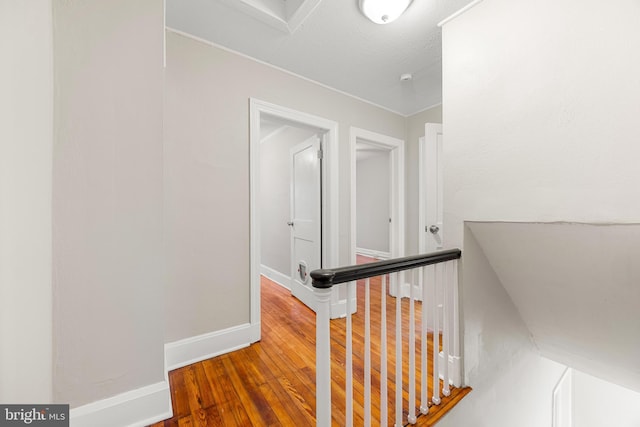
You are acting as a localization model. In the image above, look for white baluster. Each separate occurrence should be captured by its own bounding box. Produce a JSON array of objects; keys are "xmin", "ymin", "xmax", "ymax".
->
[
  {"xmin": 395, "ymin": 272, "xmax": 403, "ymax": 427},
  {"xmin": 364, "ymin": 278, "xmax": 371, "ymax": 426},
  {"xmin": 432, "ymin": 264, "xmax": 441, "ymax": 406},
  {"xmin": 380, "ymin": 274, "xmax": 388, "ymax": 426},
  {"xmin": 408, "ymin": 269, "xmax": 417, "ymax": 424},
  {"xmin": 442, "ymin": 262, "xmax": 451, "ymax": 397},
  {"xmin": 315, "ymin": 286, "xmax": 332, "ymax": 427},
  {"xmin": 420, "ymin": 266, "xmax": 429, "ymax": 415},
  {"xmin": 452, "ymin": 259, "xmax": 461, "ymax": 387},
  {"xmin": 346, "ymin": 281, "xmax": 354, "ymax": 427}
]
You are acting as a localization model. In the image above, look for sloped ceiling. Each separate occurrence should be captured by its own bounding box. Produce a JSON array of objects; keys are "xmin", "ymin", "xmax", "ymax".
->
[
  {"xmin": 468, "ymin": 222, "xmax": 640, "ymax": 392},
  {"xmin": 166, "ymin": 0, "xmax": 474, "ymax": 116}
]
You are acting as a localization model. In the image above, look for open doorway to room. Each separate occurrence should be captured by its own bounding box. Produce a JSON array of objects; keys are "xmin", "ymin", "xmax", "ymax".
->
[
  {"xmin": 258, "ymin": 114, "xmax": 322, "ymax": 309},
  {"xmin": 350, "ymin": 127, "xmax": 405, "ymax": 294},
  {"xmin": 350, "ymin": 127, "xmax": 405, "ymax": 265},
  {"xmin": 355, "ymin": 142, "xmax": 391, "ymax": 262},
  {"xmin": 249, "ymin": 99, "xmax": 341, "ymax": 341}
]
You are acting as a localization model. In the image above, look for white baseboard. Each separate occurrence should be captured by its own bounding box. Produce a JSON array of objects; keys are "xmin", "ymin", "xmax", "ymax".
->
[
  {"xmin": 165, "ymin": 322, "xmax": 259, "ymax": 371},
  {"xmin": 356, "ymin": 247, "xmax": 391, "ymax": 260},
  {"xmin": 70, "ymin": 381, "xmax": 172, "ymax": 427},
  {"xmin": 260, "ymin": 264, "xmax": 290, "ymax": 290},
  {"xmin": 389, "ymin": 280, "xmax": 424, "ymax": 301},
  {"xmin": 439, "ymin": 353, "xmax": 462, "ymax": 388},
  {"xmin": 70, "ymin": 322, "xmax": 261, "ymax": 427},
  {"xmin": 330, "ymin": 297, "xmax": 358, "ymax": 318}
]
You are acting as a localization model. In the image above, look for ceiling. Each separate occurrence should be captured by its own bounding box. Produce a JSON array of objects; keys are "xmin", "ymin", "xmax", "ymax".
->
[
  {"xmin": 166, "ymin": 0, "xmax": 474, "ymax": 116},
  {"xmin": 468, "ymin": 222, "xmax": 640, "ymax": 393}
]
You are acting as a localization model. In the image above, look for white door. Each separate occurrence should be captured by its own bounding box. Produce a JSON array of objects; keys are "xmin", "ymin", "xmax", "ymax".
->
[
  {"xmin": 289, "ymin": 135, "xmax": 322, "ymax": 311},
  {"xmin": 419, "ymin": 123, "xmax": 444, "ymax": 253}
]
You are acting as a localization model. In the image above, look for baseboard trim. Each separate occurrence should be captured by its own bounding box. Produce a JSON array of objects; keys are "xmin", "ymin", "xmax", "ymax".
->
[
  {"xmin": 165, "ymin": 322, "xmax": 258, "ymax": 371},
  {"xmin": 70, "ymin": 322, "xmax": 260, "ymax": 426},
  {"xmin": 260, "ymin": 264, "xmax": 290, "ymax": 290},
  {"xmin": 356, "ymin": 247, "xmax": 391, "ymax": 260},
  {"xmin": 389, "ymin": 280, "xmax": 424, "ymax": 301},
  {"xmin": 439, "ymin": 353, "xmax": 462, "ymax": 388},
  {"xmin": 70, "ymin": 381, "xmax": 172, "ymax": 427},
  {"xmin": 331, "ymin": 296, "xmax": 358, "ymax": 318}
]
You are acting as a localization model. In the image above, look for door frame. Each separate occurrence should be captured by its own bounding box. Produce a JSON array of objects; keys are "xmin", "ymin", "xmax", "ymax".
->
[
  {"xmin": 249, "ymin": 98, "xmax": 339, "ymax": 341},
  {"xmin": 349, "ymin": 127, "xmax": 405, "ymax": 265},
  {"xmin": 418, "ymin": 123, "xmax": 444, "ymax": 254}
]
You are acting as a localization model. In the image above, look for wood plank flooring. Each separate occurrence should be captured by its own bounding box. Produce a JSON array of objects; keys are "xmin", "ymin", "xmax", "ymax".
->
[{"xmin": 149, "ymin": 268, "xmax": 470, "ymax": 427}]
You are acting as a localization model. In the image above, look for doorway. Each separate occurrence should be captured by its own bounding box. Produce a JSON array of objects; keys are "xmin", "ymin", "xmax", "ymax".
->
[
  {"xmin": 355, "ymin": 142, "xmax": 391, "ymax": 261},
  {"xmin": 349, "ymin": 127, "xmax": 405, "ymax": 297},
  {"xmin": 350, "ymin": 127, "xmax": 405, "ymax": 264},
  {"xmin": 249, "ymin": 99, "xmax": 340, "ymax": 341},
  {"xmin": 418, "ymin": 123, "xmax": 444, "ymax": 254}
]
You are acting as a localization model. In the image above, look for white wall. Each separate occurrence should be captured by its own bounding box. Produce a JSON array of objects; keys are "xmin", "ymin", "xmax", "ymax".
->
[
  {"xmin": 0, "ymin": 0, "xmax": 53, "ymax": 403},
  {"xmin": 442, "ymin": 0, "xmax": 640, "ymax": 247},
  {"xmin": 260, "ymin": 126, "xmax": 317, "ymax": 279},
  {"xmin": 164, "ymin": 30, "xmax": 406, "ymax": 343},
  {"xmin": 573, "ymin": 370, "xmax": 640, "ymax": 427},
  {"xmin": 468, "ymin": 222, "xmax": 640, "ymax": 392},
  {"xmin": 437, "ymin": 226, "xmax": 566, "ymax": 427},
  {"xmin": 52, "ymin": 0, "xmax": 165, "ymax": 407},
  {"xmin": 440, "ymin": 0, "xmax": 640, "ymax": 422},
  {"xmin": 356, "ymin": 151, "xmax": 390, "ymax": 254}
]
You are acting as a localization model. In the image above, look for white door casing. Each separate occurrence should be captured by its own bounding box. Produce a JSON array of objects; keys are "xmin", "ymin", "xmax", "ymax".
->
[
  {"xmin": 250, "ymin": 99, "xmax": 342, "ymax": 341},
  {"xmin": 349, "ymin": 127, "xmax": 405, "ymax": 299},
  {"xmin": 289, "ymin": 135, "xmax": 322, "ymax": 311},
  {"xmin": 349, "ymin": 127, "xmax": 405, "ymax": 265}
]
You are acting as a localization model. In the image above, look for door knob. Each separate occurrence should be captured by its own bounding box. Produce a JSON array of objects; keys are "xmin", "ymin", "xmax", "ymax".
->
[
  {"xmin": 429, "ymin": 225, "xmax": 440, "ymax": 234},
  {"xmin": 287, "ymin": 221, "xmax": 294, "ymax": 226}
]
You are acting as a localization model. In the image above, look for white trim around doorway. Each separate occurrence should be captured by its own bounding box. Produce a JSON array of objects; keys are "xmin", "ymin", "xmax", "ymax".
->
[
  {"xmin": 250, "ymin": 99, "xmax": 340, "ymax": 340},
  {"xmin": 349, "ymin": 127, "xmax": 405, "ymax": 266}
]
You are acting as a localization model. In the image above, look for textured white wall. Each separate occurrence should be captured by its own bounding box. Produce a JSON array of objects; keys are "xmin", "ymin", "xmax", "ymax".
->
[
  {"xmin": 441, "ymin": 0, "xmax": 640, "ymax": 423},
  {"xmin": 443, "ymin": 0, "xmax": 640, "ymax": 246},
  {"xmin": 53, "ymin": 0, "xmax": 165, "ymax": 407},
  {"xmin": 0, "ymin": 0, "xmax": 53, "ymax": 403},
  {"xmin": 164, "ymin": 31, "xmax": 406, "ymax": 342}
]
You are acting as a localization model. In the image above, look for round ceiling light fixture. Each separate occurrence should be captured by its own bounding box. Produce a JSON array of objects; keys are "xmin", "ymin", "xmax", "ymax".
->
[{"xmin": 359, "ymin": 0, "xmax": 413, "ymax": 24}]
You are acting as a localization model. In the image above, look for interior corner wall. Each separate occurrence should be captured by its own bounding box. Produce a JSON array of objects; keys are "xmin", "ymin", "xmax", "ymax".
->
[
  {"xmin": 435, "ymin": 225, "xmax": 566, "ymax": 427},
  {"xmin": 163, "ymin": 30, "xmax": 406, "ymax": 343},
  {"xmin": 405, "ymin": 105, "xmax": 442, "ymax": 255},
  {"xmin": 0, "ymin": 0, "xmax": 53, "ymax": 403},
  {"xmin": 52, "ymin": 0, "xmax": 165, "ymax": 407}
]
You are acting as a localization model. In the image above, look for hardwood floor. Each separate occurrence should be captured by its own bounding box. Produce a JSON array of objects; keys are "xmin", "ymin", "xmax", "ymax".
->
[{"xmin": 149, "ymin": 273, "xmax": 470, "ymax": 427}]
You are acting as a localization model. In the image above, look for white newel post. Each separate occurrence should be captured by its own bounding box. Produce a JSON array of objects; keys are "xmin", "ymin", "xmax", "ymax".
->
[{"xmin": 315, "ymin": 286, "xmax": 332, "ymax": 427}]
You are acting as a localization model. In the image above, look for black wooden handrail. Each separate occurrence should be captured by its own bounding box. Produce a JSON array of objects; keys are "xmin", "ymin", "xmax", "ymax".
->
[{"xmin": 310, "ymin": 248, "xmax": 461, "ymax": 289}]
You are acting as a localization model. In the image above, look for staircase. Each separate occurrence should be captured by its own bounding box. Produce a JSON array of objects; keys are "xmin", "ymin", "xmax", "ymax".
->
[{"xmin": 311, "ymin": 249, "xmax": 470, "ymax": 426}]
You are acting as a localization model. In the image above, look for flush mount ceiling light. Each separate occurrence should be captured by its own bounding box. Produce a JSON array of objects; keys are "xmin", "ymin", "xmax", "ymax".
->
[{"xmin": 359, "ymin": 0, "xmax": 413, "ymax": 24}]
